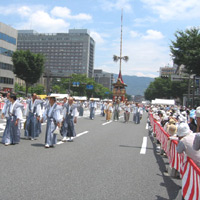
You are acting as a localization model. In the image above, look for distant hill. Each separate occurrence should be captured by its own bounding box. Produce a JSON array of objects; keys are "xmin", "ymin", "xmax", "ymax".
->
[{"xmin": 113, "ymin": 74, "xmax": 154, "ymax": 96}]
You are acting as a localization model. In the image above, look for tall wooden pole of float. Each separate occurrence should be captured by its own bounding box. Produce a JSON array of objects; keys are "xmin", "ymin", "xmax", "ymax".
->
[{"xmin": 119, "ymin": 9, "xmax": 123, "ymax": 74}]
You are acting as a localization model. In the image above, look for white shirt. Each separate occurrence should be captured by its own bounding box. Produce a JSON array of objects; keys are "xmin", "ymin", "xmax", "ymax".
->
[
  {"xmin": 63, "ymin": 104, "xmax": 78, "ymax": 118},
  {"xmin": 9, "ymin": 101, "xmax": 23, "ymax": 120}
]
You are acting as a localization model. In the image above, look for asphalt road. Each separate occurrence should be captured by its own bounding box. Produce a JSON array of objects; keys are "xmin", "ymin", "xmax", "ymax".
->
[{"xmin": 0, "ymin": 111, "xmax": 181, "ymax": 200}]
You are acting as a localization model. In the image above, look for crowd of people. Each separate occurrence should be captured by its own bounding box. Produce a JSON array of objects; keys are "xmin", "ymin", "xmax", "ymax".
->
[
  {"xmin": 0, "ymin": 92, "xmax": 144, "ymax": 148},
  {"xmin": 149, "ymin": 105, "xmax": 200, "ymax": 168}
]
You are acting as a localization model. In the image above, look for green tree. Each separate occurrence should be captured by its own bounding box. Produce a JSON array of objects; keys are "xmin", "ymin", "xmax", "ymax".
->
[
  {"xmin": 31, "ymin": 84, "xmax": 45, "ymax": 95},
  {"xmin": 12, "ymin": 50, "xmax": 45, "ymax": 96},
  {"xmin": 144, "ymin": 77, "xmax": 188, "ymax": 103},
  {"xmin": 170, "ymin": 27, "xmax": 200, "ymax": 75},
  {"xmin": 54, "ymin": 74, "xmax": 112, "ymax": 99},
  {"xmin": 14, "ymin": 83, "xmax": 20, "ymax": 93}
]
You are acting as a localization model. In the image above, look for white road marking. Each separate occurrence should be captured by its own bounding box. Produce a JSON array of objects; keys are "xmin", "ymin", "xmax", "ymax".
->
[
  {"xmin": 146, "ymin": 123, "xmax": 149, "ymax": 129},
  {"xmin": 76, "ymin": 131, "xmax": 89, "ymax": 138},
  {"xmin": 102, "ymin": 121, "xmax": 112, "ymax": 126},
  {"xmin": 140, "ymin": 137, "xmax": 147, "ymax": 154},
  {"xmin": 57, "ymin": 131, "xmax": 89, "ymax": 145},
  {"xmin": 119, "ymin": 116, "xmax": 124, "ymax": 119}
]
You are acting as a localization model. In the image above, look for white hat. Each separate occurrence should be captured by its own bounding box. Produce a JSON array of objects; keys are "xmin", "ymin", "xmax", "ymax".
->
[
  {"xmin": 196, "ymin": 107, "xmax": 200, "ymax": 118},
  {"xmin": 177, "ymin": 123, "xmax": 191, "ymax": 137},
  {"xmin": 181, "ymin": 111, "xmax": 187, "ymax": 116},
  {"xmin": 178, "ymin": 114, "xmax": 187, "ymax": 123},
  {"xmin": 163, "ymin": 115, "xmax": 169, "ymax": 121}
]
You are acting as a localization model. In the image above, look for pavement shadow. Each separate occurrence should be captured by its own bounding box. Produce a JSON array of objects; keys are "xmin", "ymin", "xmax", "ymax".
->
[
  {"xmin": 149, "ymin": 134, "xmax": 181, "ymax": 200},
  {"xmin": 119, "ymin": 144, "xmax": 154, "ymax": 150},
  {"xmin": 31, "ymin": 143, "xmax": 45, "ymax": 147}
]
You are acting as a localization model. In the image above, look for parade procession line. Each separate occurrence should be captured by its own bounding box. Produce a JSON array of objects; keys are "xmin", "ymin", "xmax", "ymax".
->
[
  {"xmin": 140, "ymin": 136, "xmax": 147, "ymax": 154},
  {"xmin": 57, "ymin": 131, "xmax": 89, "ymax": 145}
]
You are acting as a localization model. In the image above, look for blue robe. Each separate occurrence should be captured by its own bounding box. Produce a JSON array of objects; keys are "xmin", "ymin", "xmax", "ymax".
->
[
  {"xmin": 62, "ymin": 104, "xmax": 77, "ymax": 138},
  {"xmin": 2, "ymin": 102, "xmax": 23, "ymax": 144},
  {"xmin": 43, "ymin": 103, "xmax": 62, "ymax": 146},
  {"xmin": 24, "ymin": 99, "xmax": 43, "ymax": 138},
  {"xmin": 89, "ymin": 102, "xmax": 96, "ymax": 119}
]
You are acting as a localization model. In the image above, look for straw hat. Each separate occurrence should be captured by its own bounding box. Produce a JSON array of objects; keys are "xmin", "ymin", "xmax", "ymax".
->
[
  {"xmin": 167, "ymin": 124, "xmax": 177, "ymax": 136},
  {"xmin": 169, "ymin": 118, "xmax": 176, "ymax": 125}
]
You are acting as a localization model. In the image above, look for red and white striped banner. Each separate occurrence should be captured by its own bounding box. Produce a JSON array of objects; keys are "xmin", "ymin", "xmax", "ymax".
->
[
  {"xmin": 181, "ymin": 158, "xmax": 200, "ymax": 200},
  {"xmin": 0, "ymin": 102, "xmax": 4, "ymax": 110},
  {"xmin": 149, "ymin": 113, "xmax": 200, "ymax": 200}
]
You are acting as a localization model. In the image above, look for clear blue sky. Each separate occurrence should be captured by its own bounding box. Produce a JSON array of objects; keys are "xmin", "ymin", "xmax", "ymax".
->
[{"xmin": 1, "ymin": 0, "xmax": 200, "ymax": 78}]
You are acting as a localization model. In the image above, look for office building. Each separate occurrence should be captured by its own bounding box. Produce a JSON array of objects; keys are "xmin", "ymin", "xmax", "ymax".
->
[
  {"xmin": 159, "ymin": 66, "xmax": 176, "ymax": 78},
  {"xmin": 94, "ymin": 69, "xmax": 114, "ymax": 91},
  {"xmin": 17, "ymin": 29, "xmax": 95, "ymax": 79},
  {"xmin": 0, "ymin": 22, "xmax": 17, "ymax": 93}
]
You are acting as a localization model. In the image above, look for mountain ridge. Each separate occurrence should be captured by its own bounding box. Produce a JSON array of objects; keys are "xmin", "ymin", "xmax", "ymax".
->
[{"xmin": 113, "ymin": 74, "xmax": 154, "ymax": 96}]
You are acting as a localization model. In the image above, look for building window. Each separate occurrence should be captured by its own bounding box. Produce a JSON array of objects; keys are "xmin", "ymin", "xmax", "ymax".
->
[
  {"xmin": 0, "ymin": 47, "xmax": 13, "ymax": 57},
  {"xmin": 0, "ymin": 62, "xmax": 13, "ymax": 71},
  {"xmin": 0, "ymin": 32, "xmax": 16, "ymax": 45},
  {"xmin": 0, "ymin": 76, "xmax": 14, "ymax": 84}
]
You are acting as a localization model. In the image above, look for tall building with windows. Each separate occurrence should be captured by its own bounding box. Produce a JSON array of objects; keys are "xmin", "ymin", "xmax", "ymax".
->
[
  {"xmin": 17, "ymin": 29, "xmax": 95, "ymax": 80},
  {"xmin": 0, "ymin": 22, "xmax": 17, "ymax": 92},
  {"xmin": 94, "ymin": 69, "xmax": 114, "ymax": 91}
]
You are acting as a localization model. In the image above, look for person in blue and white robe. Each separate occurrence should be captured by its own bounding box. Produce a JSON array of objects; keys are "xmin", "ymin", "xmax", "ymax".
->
[
  {"xmin": 113, "ymin": 99, "xmax": 121, "ymax": 121},
  {"xmin": 2, "ymin": 94, "xmax": 23, "ymax": 146},
  {"xmin": 62, "ymin": 97, "xmax": 78, "ymax": 142},
  {"xmin": 89, "ymin": 99, "xmax": 97, "ymax": 120},
  {"xmin": 24, "ymin": 93, "xmax": 43, "ymax": 140},
  {"xmin": 1, "ymin": 92, "xmax": 10, "ymax": 119},
  {"xmin": 134, "ymin": 103, "xmax": 143, "ymax": 124},
  {"xmin": 41, "ymin": 96, "xmax": 62, "ymax": 148},
  {"xmin": 60, "ymin": 97, "xmax": 68, "ymax": 138}
]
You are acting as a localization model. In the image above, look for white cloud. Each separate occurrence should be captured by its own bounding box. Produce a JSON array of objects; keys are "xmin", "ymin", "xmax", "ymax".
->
[
  {"xmin": 142, "ymin": 30, "xmax": 164, "ymax": 40},
  {"xmin": 129, "ymin": 29, "xmax": 164, "ymax": 40},
  {"xmin": 51, "ymin": 6, "xmax": 92, "ymax": 20},
  {"xmin": 135, "ymin": 72, "xmax": 157, "ymax": 78},
  {"xmin": 90, "ymin": 31, "xmax": 105, "ymax": 44},
  {"xmin": 17, "ymin": 10, "xmax": 70, "ymax": 33},
  {"xmin": 17, "ymin": 6, "xmax": 32, "ymax": 17},
  {"xmin": 122, "ymin": 39, "xmax": 170, "ymax": 75},
  {"xmin": 95, "ymin": 36, "xmax": 170, "ymax": 78},
  {"xmin": 133, "ymin": 17, "xmax": 158, "ymax": 27},
  {"xmin": 0, "ymin": 5, "xmax": 44, "ymax": 16},
  {"xmin": 130, "ymin": 30, "xmax": 140, "ymax": 38},
  {"xmin": 100, "ymin": 0, "xmax": 132, "ymax": 12},
  {"xmin": 0, "ymin": 5, "xmax": 92, "ymax": 32},
  {"xmin": 141, "ymin": 0, "xmax": 200, "ymax": 20}
]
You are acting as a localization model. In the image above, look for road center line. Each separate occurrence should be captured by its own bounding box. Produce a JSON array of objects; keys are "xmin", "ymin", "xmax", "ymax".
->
[
  {"xmin": 140, "ymin": 137, "xmax": 147, "ymax": 154},
  {"xmin": 76, "ymin": 131, "xmax": 89, "ymax": 138},
  {"xmin": 57, "ymin": 131, "xmax": 89, "ymax": 145},
  {"xmin": 146, "ymin": 123, "xmax": 149, "ymax": 129},
  {"xmin": 102, "ymin": 121, "xmax": 112, "ymax": 126}
]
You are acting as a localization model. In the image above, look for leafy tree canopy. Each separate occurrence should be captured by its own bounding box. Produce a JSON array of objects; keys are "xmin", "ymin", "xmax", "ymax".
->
[
  {"xmin": 170, "ymin": 27, "xmax": 200, "ymax": 75},
  {"xmin": 52, "ymin": 74, "xmax": 112, "ymax": 99},
  {"xmin": 144, "ymin": 77, "xmax": 188, "ymax": 102},
  {"xmin": 12, "ymin": 50, "xmax": 45, "ymax": 95}
]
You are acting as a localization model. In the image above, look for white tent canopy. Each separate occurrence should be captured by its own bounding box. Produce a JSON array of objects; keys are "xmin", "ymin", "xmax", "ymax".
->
[
  {"xmin": 151, "ymin": 98, "xmax": 175, "ymax": 105},
  {"xmin": 89, "ymin": 98, "xmax": 100, "ymax": 101},
  {"xmin": 73, "ymin": 96, "xmax": 87, "ymax": 101},
  {"xmin": 50, "ymin": 93, "xmax": 69, "ymax": 99}
]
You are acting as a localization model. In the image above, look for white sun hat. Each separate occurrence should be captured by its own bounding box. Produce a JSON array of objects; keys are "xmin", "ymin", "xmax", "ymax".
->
[{"xmin": 177, "ymin": 123, "xmax": 191, "ymax": 137}]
